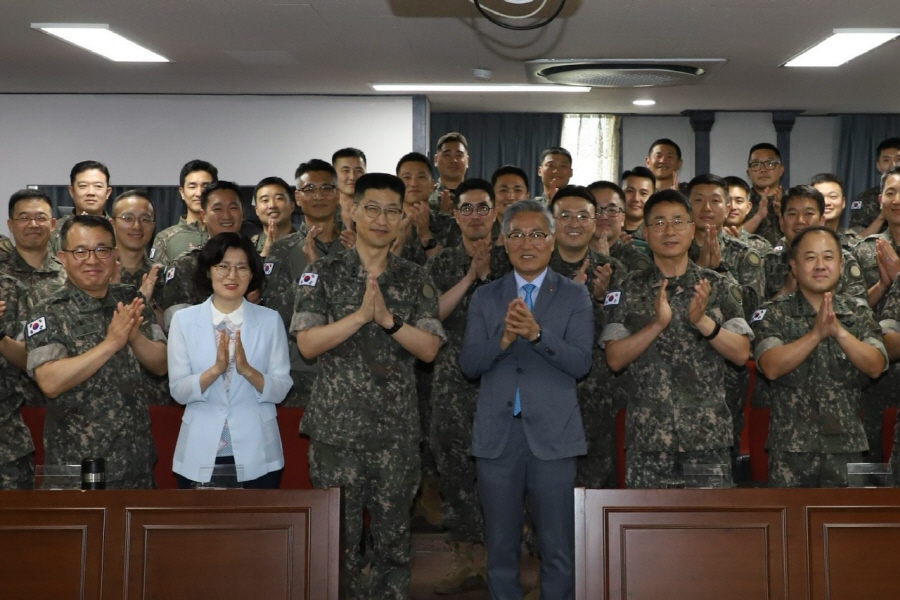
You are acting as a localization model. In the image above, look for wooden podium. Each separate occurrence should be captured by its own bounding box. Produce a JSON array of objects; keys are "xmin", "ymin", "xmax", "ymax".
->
[{"xmin": 0, "ymin": 488, "xmax": 339, "ymax": 600}]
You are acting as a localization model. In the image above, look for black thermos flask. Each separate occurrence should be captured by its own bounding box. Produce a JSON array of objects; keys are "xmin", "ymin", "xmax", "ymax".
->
[{"xmin": 81, "ymin": 458, "xmax": 106, "ymax": 490}]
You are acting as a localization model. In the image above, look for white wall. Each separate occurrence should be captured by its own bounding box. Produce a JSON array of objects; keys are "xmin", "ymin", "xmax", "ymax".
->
[
  {"xmin": 709, "ymin": 112, "xmax": 775, "ymax": 179},
  {"xmin": 790, "ymin": 116, "xmax": 839, "ymax": 184},
  {"xmin": 0, "ymin": 94, "xmax": 415, "ymax": 236}
]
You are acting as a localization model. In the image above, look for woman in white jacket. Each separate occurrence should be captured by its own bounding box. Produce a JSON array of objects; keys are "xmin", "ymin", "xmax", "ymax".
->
[{"xmin": 167, "ymin": 232, "xmax": 291, "ymax": 488}]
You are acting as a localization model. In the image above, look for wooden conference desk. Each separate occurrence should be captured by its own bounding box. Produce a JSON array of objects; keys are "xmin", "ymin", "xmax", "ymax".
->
[
  {"xmin": 575, "ymin": 487, "xmax": 900, "ymax": 600},
  {"xmin": 0, "ymin": 488, "xmax": 339, "ymax": 600}
]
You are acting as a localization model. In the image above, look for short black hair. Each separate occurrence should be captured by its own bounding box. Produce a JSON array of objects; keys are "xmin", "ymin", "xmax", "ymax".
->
[
  {"xmin": 686, "ymin": 173, "xmax": 729, "ymax": 198},
  {"xmin": 809, "ymin": 173, "xmax": 844, "ymax": 195},
  {"xmin": 8, "ymin": 189, "xmax": 52, "ymax": 218},
  {"xmin": 549, "ymin": 185, "xmax": 596, "ymax": 210},
  {"xmin": 179, "ymin": 159, "xmax": 218, "ymax": 188},
  {"xmin": 621, "ymin": 166, "xmax": 657, "ymax": 191},
  {"xmin": 587, "ymin": 180, "xmax": 626, "ymax": 205},
  {"xmin": 781, "ymin": 184, "xmax": 824, "ymax": 217},
  {"xmin": 70, "ymin": 160, "xmax": 110, "ymax": 185},
  {"xmin": 643, "ymin": 189, "xmax": 693, "ymax": 222},
  {"xmin": 396, "ymin": 152, "xmax": 433, "ymax": 176},
  {"xmin": 877, "ymin": 137, "xmax": 900, "ymax": 155},
  {"xmin": 294, "ymin": 159, "xmax": 336, "ymax": 182},
  {"xmin": 60, "ymin": 214, "xmax": 116, "ymax": 249},
  {"xmin": 491, "ymin": 165, "xmax": 529, "ymax": 189},
  {"xmin": 201, "ymin": 180, "xmax": 243, "ymax": 211},
  {"xmin": 648, "ymin": 138, "xmax": 682, "ymax": 160},
  {"xmin": 724, "ymin": 176, "xmax": 750, "ymax": 195},
  {"xmin": 455, "ymin": 178, "xmax": 495, "ymax": 205},
  {"xmin": 195, "ymin": 232, "xmax": 265, "ymax": 298},
  {"xmin": 354, "ymin": 173, "xmax": 405, "ymax": 204},
  {"xmin": 789, "ymin": 226, "xmax": 841, "ymax": 260},
  {"xmin": 332, "ymin": 147, "xmax": 367, "ymax": 166},
  {"xmin": 881, "ymin": 166, "xmax": 900, "ymax": 190},
  {"xmin": 539, "ymin": 147, "xmax": 572, "ymax": 163},
  {"xmin": 253, "ymin": 176, "xmax": 292, "ymax": 201},
  {"xmin": 111, "ymin": 190, "xmax": 153, "ymax": 216},
  {"xmin": 748, "ymin": 142, "xmax": 782, "ymax": 162},
  {"xmin": 436, "ymin": 132, "xmax": 468, "ymax": 152}
]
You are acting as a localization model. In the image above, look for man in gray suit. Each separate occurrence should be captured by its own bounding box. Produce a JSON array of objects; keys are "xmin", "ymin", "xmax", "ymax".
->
[{"xmin": 459, "ymin": 199, "xmax": 593, "ymax": 600}]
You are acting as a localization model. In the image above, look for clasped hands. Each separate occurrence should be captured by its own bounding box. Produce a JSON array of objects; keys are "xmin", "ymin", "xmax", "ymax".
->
[
  {"xmin": 106, "ymin": 297, "xmax": 148, "ymax": 350},
  {"xmin": 652, "ymin": 278, "xmax": 715, "ymax": 334},
  {"xmin": 355, "ymin": 274, "xmax": 395, "ymax": 329},
  {"xmin": 500, "ymin": 297, "xmax": 540, "ymax": 350},
  {"xmin": 211, "ymin": 326, "xmax": 257, "ymax": 380}
]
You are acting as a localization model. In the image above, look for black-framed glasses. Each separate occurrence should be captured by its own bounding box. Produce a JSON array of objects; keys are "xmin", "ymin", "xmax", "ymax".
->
[
  {"xmin": 646, "ymin": 218, "xmax": 692, "ymax": 232},
  {"xmin": 596, "ymin": 206, "xmax": 624, "ymax": 217},
  {"xmin": 11, "ymin": 214, "xmax": 51, "ymax": 223},
  {"xmin": 361, "ymin": 204, "xmax": 403, "ymax": 221},
  {"xmin": 506, "ymin": 230, "xmax": 551, "ymax": 244},
  {"xmin": 61, "ymin": 246, "xmax": 114, "ymax": 261},
  {"xmin": 457, "ymin": 203, "xmax": 492, "ymax": 217},
  {"xmin": 748, "ymin": 159, "xmax": 781, "ymax": 172},
  {"xmin": 115, "ymin": 214, "xmax": 155, "ymax": 227},
  {"xmin": 556, "ymin": 212, "xmax": 593, "ymax": 225},
  {"xmin": 299, "ymin": 184, "xmax": 337, "ymax": 197}
]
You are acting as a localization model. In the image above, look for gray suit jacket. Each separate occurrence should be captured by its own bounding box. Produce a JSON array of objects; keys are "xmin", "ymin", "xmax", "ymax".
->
[{"xmin": 459, "ymin": 268, "xmax": 593, "ymax": 460}]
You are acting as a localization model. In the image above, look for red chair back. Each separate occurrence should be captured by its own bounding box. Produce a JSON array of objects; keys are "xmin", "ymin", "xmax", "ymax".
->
[{"xmin": 21, "ymin": 407, "xmax": 45, "ymax": 466}]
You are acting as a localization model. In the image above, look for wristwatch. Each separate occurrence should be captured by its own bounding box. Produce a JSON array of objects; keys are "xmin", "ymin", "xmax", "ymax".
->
[
  {"xmin": 529, "ymin": 327, "xmax": 542, "ymax": 345},
  {"xmin": 382, "ymin": 313, "xmax": 404, "ymax": 335},
  {"xmin": 421, "ymin": 238, "xmax": 438, "ymax": 251}
]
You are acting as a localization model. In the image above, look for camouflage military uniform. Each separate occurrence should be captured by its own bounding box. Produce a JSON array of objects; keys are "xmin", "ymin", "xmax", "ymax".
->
[
  {"xmin": 290, "ymin": 248, "xmax": 445, "ymax": 600},
  {"xmin": 25, "ymin": 282, "xmax": 164, "ymax": 488},
  {"xmin": 0, "ymin": 275, "xmax": 35, "ymax": 489},
  {"xmin": 0, "ymin": 235, "xmax": 13, "ymax": 260},
  {"xmin": 836, "ymin": 227, "xmax": 861, "ymax": 250},
  {"xmin": 764, "ymin": 239, "xmax": 867, "ymax": 301},
  {"xmin": 609, "ymin": 240, "xmax": 653, "ymax": 272},
  {"xmin": 251, "ymin": 227, "xmax": 296, "ymax": 257},
  {"xmin": 157, "ymin": 248, "xmax": 202, "ymax": 324},
  {"xmin": 550, "ymin": 248, "xmax": 625, "ymax": 489},
  {"xmin": 878, "ymin": 281, "xmax": 900, "ymax": 479},
  {"xmin": 0, "ymin": 249, "xmax": 67, "ymax": 408},
  {"xmin": 601, "ymin": 261, "xmax": 752, "ymax": 488},
  {"xmin": 751, "ymin": 292, "xmax": 886, "ymax": 487},
  {"xmin": 746, "ymin": 189, "xmax": 783, "ymax": 247},
  {"xmin": 849, "ymin": 185, "xmax": 883, "ymax": 234},
  {"xmin": 735, "ymin": 227, "xmax": 772, "ymax": 256},
  {"xmin": 426, "ymin": 244, "xmax": 510, "ymax": 543},
  {"xmin": 428, "ymin": 180, "xmax": 451, "ymax": 212},
  {"xmin": 263, "ymin": 223, "xmax": 345, "ymax": 407},
  {"xmin": 149, "ymin": 217, "xmax": 207, "ymax": 267}
]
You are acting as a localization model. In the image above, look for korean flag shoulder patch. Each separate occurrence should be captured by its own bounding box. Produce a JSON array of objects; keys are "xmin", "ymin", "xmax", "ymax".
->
[
  {"xmin": 851, "ymin": 200, "xmax": 863, "ymax": 210},
  {"xmin": 27, "ymin": 316, "xmax": 47, "ymax": 337},
  {"xmin": 604, "ymin": 291, "xmax": 622, "ymax": 306},
  {"xmin": 298, "ymin": 272, "xmax": 319, "ymax": 287},
  {"xmin": 263, "ymin": 262, "xmax": 274, "ymax": 276},
  {"xmin": 750, "ymin": 308, "xmax": 767, "ymax": 323},
  {"xmin": 165, "ymin": 266, "xmax": 176, "ymax": 283}
]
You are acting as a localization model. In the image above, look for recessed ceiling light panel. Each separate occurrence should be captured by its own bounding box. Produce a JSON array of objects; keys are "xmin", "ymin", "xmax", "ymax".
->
[
  {"xmin": 783, "ymin": 29, "xmax": 900, "ymax": 67},
  {"xmin": 633, "ymin": 99, "xmax": 656, "ymax": 106},
  {"xmin": 32, "ymin": 23, "xmax": 169, "ymax": 62}
]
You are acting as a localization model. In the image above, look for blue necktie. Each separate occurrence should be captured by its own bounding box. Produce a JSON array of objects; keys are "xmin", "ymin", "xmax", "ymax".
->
[{"xmin": 513, "ymin": 283, "xmax": 537, "ymax": 416}]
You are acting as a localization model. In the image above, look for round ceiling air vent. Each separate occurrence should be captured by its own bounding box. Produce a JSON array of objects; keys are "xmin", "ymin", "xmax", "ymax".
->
[{"xmin": 535, "ymin": 63, "xmax": 707, "ymax": 88}]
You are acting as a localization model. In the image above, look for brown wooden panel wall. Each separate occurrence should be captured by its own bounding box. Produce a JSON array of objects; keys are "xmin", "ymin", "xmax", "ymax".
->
[
  {"xmin": 0, "ymin": 489, "xmax": 339, "ymax": 600},
  {"xmin": 576, "ymin": 488, "xmax": 900, "ymax": 600}
]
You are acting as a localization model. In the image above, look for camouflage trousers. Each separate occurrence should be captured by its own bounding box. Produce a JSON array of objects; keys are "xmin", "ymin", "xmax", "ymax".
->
[
  {"xmin": 0, "ymin": 454, "xmax": 34, "ymax": 490},
  {"xmin": 309, "ymin": 439, "xmax": 420, "ymax": 600},
  {"xmin": 430, "ymin": 385, "xmax": 483, "ymax": 543},
  {"xmin": 576, "ymin": 362, "xmax": 617, "ymax": 490},
  {"xmin": 725, "ymin": 362, "xmax": 750, "ymax": 454},
  {"xmin": 860, "ymin": 364, "xmax": 900, "ymax": 463},
  {"xmin": 768, "ymin": 450, "xmax": 864, "ymax": 488},
  {"xmin": 626, "ymin": 449, "xmax": 733, "ymax": 489},
  {"xmin": 416, "ymin": 360, "xmax": 437, "ymax": 478}
]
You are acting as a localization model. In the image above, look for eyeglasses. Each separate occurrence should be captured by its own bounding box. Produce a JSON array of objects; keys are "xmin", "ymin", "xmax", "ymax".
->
[
  {"xmin": 11, "ymin": 214, "xmax": 51, "ymax": 223},
  {"xmin": 506, "ymin": 230, "xmax": 551, "ymax": 244},
  {"xmin": 213, "ymin": 264, "xmax": 251, "ymax": 277},
  {"xmin": 298, "ymin": 184, "xmax": 337, "ymax": 197},
  {"xmin": 457, "ymin": 203, "xmax": 492, "ymax": 217},
  {"xmin": 115, "ymin": 213, "xmax": 155, "ymax": 227},
  {"xmin": 556, "ymin": 212, "xmax": 593, "ymax": 225},
  {"xmin": 61, "ymin": 246, "xmax": 114, "ymax": 261},
  {"xmin": 360, "ymin": 204, "xmax": 403, "ymax": 221},
  {"xmin": 596, "ymin": 206, "xmax": 624, "ymax": 217},
  {"xmin": 646, "ymin": 218, "xmax": 692, "ymax": 232},
  {"xmin": 748, "ymin": 159, "xmax": 781, "ymax": 172}
]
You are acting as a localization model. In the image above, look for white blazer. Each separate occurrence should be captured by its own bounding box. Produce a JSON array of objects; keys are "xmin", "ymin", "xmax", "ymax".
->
[{"xmin": 167, "ymin": 297, "xmax": 292, "ymax": 482}]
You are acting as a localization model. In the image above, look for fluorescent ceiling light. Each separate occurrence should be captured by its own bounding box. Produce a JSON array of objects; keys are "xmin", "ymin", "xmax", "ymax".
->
[
  {"xmin": 633, "ymin": 99, "xmax": 656, "ymax": 106},
  {"xmin": 32, "ymin": 23, "xmax": 169, "ymax": 62},
  {"xmin": 371, "ymin": 83, "xmax": 589, "ymax": 93},
  {"xmin": 783, "ymin": 29, "xmax": 900, "ymax": 67}
]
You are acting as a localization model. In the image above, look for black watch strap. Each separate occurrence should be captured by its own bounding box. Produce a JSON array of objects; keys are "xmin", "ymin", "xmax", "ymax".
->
[{"xmin": 382, "ymin": 313, "xmax": 404, "ymax": 335}]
